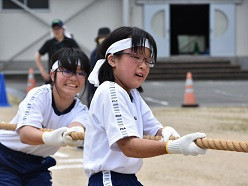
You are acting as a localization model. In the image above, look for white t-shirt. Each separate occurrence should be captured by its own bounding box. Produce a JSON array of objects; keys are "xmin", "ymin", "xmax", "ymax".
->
[
  {"xmin": 0, "ymin": 84, "xmax": 89, "ymax": 157},
  {"xmin": 83, "ymin": 81, "xmax": 163, "ymax": 177}
]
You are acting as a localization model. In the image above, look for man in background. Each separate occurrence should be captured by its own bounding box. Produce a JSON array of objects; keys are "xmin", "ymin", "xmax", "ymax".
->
[{"xmin": 35, "ymin": 19, "xmax": 80, "ymax": 83}]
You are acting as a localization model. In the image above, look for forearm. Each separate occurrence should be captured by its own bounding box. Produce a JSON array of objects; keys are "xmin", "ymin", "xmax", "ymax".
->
[
  {"xmin": 35, "ymin": 52, "xmax": 48, "ymax": 77},
  {"xmin": 117, "ymin": 137, "xmax": 167, "ymax": 158},
  {"xmin": 19, "ymin": 126, "xmax": 44, "ymax": 145}
]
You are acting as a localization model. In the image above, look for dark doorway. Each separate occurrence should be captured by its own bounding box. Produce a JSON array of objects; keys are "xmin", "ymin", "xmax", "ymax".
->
[{"xmin": 170, "ymin": 4, "xmax": 209, "ymax": 55}]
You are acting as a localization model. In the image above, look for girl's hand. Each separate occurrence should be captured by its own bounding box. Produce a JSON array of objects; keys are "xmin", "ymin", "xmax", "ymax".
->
[
  {"xmin": 166, "ymin": 132, "xmax": 207, "ymax": 156},
  {"xmin": 161, "ymin": 126, "xmax": 180, "ymax": 142},
  {"xmin": 62, "ymin": 126, "xmax": 84, "ymax": 147},
  {"xmin": 42, "ymin": 127, "xmax": 68, "ymax": 147}
]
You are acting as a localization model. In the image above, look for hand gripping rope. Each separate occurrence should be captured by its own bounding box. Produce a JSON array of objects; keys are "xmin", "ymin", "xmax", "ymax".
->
[
  {"xmin": 0, "ymin": 122, "xmax": 248, "ymax": 153},
  {"xmin": 143, "ymin": 135, "xmax": 248, "ymax": 153},
  {"xmin": 0, "ymin": 122, "xmax": 83, "ymax": 139}
]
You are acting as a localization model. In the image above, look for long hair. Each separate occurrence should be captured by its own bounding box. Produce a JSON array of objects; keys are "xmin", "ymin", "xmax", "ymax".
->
[
  {"xmin": 50, "ymin": 47, "xmax": 90, "ymax": 96},
  {"xmin": 98, "ymin": 26, "xmax": 157, "ymax": 92}
]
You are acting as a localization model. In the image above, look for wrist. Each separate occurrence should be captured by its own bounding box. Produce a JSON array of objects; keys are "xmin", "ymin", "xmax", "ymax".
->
[
  {"xmin": 167, "ymin": 140, "xmax": 181, "ymax": 154},
  {"xmin": 42, "ymin": 131, "xmax": 49, "ymax": 145},
  {"xmin": 165, "ymin": 141, "xmax": 171, "ymax": 154}
]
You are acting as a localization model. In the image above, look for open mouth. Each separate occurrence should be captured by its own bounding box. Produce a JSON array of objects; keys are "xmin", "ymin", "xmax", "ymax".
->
[
  {"xmin": 65, "ymin": 83, "xmax": 78, "ymax": 88},
  {"xmin": 135, "ymin": 73, "xmax": 143, "ymax": 77}
]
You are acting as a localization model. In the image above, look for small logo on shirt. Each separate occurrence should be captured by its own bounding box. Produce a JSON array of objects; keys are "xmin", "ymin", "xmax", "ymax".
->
[{"xmin": 134, "ymin": 116, "xmax": 137, "ymax": 120}]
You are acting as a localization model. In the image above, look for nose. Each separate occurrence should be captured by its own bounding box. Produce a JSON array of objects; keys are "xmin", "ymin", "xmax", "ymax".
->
[
  {"xmin": 138, "ymin": 59, "xmax": 148, "ymax": 69},
  {"xmin": 69, "ymin": 73, "xmax": 78, "ymax": 80}
]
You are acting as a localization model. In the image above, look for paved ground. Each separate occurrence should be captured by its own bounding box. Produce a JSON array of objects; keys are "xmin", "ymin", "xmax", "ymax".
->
[
  {"xmin": 4, "ymin": 78, "xmax": 248, "ymax": 107},
  {"xmin": 142, "ymin": 80, "xmax": 248, "ymax": 107},
  {"xmin": 1, "ymin": 106, "xmax": 248, "ymax": 186},
  {"xmin": 1, "ymin": 78, "xmax": 248, "ymax": 185}
]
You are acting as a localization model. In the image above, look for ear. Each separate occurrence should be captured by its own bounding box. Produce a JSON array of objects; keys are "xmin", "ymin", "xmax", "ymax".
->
[
  {"xmin": 50, "ymin": 71, "xmax": 55, "ymax": 82},
  {"xmin": 107, "ymin": 55, "xmax": 116, "ymax": 67}
]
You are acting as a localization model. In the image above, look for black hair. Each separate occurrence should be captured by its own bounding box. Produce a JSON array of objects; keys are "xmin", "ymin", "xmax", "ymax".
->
[
  {"xmin": 50, "ymin": 47, "xmax": 90, "ymax": 97},
  {"xmin": 97, "ymin": 26, "xmax": 157, "ymax": 92}
]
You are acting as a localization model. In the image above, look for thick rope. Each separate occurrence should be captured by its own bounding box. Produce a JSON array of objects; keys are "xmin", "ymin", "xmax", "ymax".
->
[
  {"xmin": 1, "ymin": 122, "xmax": 248, "ymax": 153},
  {"xmin": 0, "ymin": 122, "xmax": 80, "ymax": 138},
  {"xmin": 142, "ymin": 135, "xmax": 248, "ymax": 153}
]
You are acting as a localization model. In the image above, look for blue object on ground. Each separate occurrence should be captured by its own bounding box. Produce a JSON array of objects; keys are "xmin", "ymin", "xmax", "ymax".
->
[{"xmin": 0, "ymin": 73, "xmax": 10, "ymax": 107}]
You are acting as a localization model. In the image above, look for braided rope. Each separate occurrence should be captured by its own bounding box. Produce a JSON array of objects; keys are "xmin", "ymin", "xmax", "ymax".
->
[
  {"xmin": 0, "ymin": 122, "xmax": 84, "ymax": 140},
  {"xmin": 1, "ymin": 122, "xmax": 248, "ymax": 153},
  {"xmin": 143, "ymin": 135, "xmax": 248, "ymax": 153},
  {"xmin": 0, "ymin": 122, "xmax": 17, "ymax": 131},
  {"xmin": 195, "ymin": 138, "xmax": 248, "ymax": 153}
]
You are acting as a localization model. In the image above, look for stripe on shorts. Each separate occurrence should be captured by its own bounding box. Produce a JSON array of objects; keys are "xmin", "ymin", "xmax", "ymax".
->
[{"xmin": 102, "ymin": 171, "xmax": 112, "ymax": 186}]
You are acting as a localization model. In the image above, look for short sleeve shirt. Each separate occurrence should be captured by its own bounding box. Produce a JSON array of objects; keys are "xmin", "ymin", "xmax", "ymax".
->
[
  {"xmin": 38, "ymin": 36, "xmax": 80, "ymax": 69},
  {"xmin": 0, "ymin": 84, "xmax": 89, "ymax": 157},
  {"xmin": 83, "ymin": 81, "xmax": 163, "ymax": 177}
]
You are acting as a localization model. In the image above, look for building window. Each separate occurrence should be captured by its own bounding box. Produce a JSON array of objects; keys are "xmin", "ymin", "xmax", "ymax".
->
[
  {"xmin": 2, "ymin": 0, "xmax": 23, "ymax": 9},
  {"xmin": 2, "ymin": 0, "xmax": 49, "ymax": 9},
  {"xmin": 27, "ymin": 0, "xmax": 49, "ymax": 9}
]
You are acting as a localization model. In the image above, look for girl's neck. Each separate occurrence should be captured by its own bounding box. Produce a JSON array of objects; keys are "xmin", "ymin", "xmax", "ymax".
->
[
  {"xmin": 114, "ymin": 78, "xmax": 131, "ymax": 94},
  {"xmin": 52, "ymin": 89, "xmax": 74, "ymax": 112}
]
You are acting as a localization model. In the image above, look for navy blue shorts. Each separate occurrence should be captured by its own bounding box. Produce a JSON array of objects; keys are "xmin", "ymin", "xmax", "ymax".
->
[
  {"xmin": 88, "ymin": 171, "xmax": 143, "ymax": 186},
  {"xmin": 0, "ymin": 143, "xmax": 56, "ymax": 186}
]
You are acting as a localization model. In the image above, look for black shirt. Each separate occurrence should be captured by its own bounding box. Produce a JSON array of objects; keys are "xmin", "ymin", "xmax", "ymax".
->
[{"xmin": 38, "ymin": 36, "xmax": 80, "ymax": 70}]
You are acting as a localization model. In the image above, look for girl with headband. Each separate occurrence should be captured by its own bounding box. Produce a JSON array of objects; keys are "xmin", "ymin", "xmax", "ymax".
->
[
  {"xmin": 0, "ymin": 48, "xmax": 90, "ymax": 185},
  {"xmin": 84, "ymin": 26, "xmax": 207, "ymax": 185}
]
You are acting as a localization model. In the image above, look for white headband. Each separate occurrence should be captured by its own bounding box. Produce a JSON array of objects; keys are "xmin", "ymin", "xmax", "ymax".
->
[
  {"xmin": 105, "ymin": 38, "xmax": 150, "ymax": 57},
  {"xmin": 88, "ymin": 38, "xmax": 151, "ymax": 87},
  {"xmin": 51, "ymin": 60, "xmax": 82, "ymax": 72},
  {"xmin": 51, "ymin": 60, "xmax": 59, "ymax": 72}
]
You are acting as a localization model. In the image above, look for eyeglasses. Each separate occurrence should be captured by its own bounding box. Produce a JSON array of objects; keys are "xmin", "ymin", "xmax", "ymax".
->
[
  {"xmin": 57, "ymin": 69, "xmax": 87, "ymax": 79},
  {"xmin": 119, "ymin": 52, "xmax": 155, "ymax": 68}
]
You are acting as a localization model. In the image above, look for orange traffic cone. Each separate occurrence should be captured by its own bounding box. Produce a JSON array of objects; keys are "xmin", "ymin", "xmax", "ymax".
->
[
  {"xmin": 26, "ymin": 68, "xmax": 36, "ymax": 93},
  {"xmin": 182, "ymin": 72, "xmax": 199, "ymax": 107}
]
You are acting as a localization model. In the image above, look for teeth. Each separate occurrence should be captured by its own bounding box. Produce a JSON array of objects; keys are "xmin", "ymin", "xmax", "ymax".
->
[
  {"xmin": 66, "ymin": 84, "xmax": 77, "ymax": 88},
  {"xmin": 136, "ymin": 73, "xmax": 143, "ymax": 77}
]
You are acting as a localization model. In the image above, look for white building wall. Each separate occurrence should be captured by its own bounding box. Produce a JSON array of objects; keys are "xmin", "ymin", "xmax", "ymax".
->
[
  {"xmin": 129, "ymin": 1, "xmax": 143, "ymax": 28},
  {"xmin": 1, "ymin": 0, "xmax": 247, "ymax": 66},
  {"xmin": 0, "ymin": 11, "xmax": 51, "ymax": 61},
  {"xmin": 0, "ymin": 0, "xmax": 122, "ymax": 63},
  {"xmin": 236, "ymin": 0, "xmax": 248, "ymax": 56}
]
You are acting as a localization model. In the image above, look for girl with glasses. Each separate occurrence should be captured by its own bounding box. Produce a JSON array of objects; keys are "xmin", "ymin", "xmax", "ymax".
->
[
  {"xmin": 0, "ymin": 47, "xmax": 90, "ymax": 186},
  {"xmin": 84, "ymin": 26, "xmax": 207, "ymax": 185}
]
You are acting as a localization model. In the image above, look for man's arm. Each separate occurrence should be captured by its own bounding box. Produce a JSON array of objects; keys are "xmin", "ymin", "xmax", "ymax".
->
[{"xmin": 35, "ymin": 52, "xmax": 50, "ymax": 82}]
